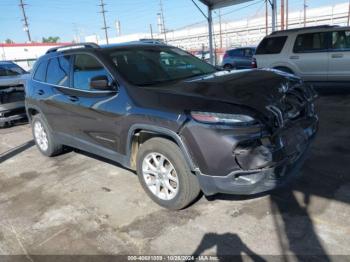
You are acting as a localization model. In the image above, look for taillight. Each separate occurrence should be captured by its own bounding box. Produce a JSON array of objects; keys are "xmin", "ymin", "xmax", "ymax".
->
[
  {"xmin": 223, "ymin": 53, "xmax": 229, "ymax": 59},
  {"xmin": 251, "ymin": 58, "xmax": 257, "ymax": 68}
]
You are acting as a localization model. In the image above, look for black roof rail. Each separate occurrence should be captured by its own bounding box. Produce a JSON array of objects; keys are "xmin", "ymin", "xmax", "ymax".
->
[
  {"xmin": 46, "ymin": 42, "xmax": 100, "ymax": 54},
  {"xmin": 270, "ymin": 25, "xmax": 339, "ymax": 35},
  {"xmin": 139, "ymin": 39, "xmax": 166, "ymax": 45}
]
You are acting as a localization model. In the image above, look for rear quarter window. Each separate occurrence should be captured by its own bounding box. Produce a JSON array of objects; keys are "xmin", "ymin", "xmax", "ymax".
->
[{"xmin": 256, "ymin": 36, "xmax": 288, "ymax": 55}]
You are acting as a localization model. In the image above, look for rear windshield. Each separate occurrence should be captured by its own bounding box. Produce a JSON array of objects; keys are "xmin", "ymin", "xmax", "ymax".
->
[
  {"xmin": 105, "ymin": 47, "xmax": 217, "ymax": 86},
  {"xmin": 256, "ymin": 36, "xmax": 288, "ymax": 55}
]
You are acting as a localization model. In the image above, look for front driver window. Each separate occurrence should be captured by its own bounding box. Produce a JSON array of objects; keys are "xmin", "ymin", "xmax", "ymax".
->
[
  {"xmin": 73, "ymin": 54, "xmax": 109, "ymax": 91},
  {"xmin": 332, "ymin": 31, "xmax": 350, "ymax": 50}
]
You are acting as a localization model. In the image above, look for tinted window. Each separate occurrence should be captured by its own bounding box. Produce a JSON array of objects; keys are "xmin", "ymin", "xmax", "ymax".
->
[
  {"xmin": 33, "ymin": 61, "xmax": 48, "ymax": 82},
  {"xmin": 107, "ymin": 47, "xmax": 216, "ymax": 86},
  {"xmin": 256, "ymin": 36, "xmax": 288, "ymax": 54},
  {"xmin": 332, "ymin": 30, "xmax": 350, "ymax": 50},
  {"xmin": 244, "ymin": 48, "xmax": 255, "ymax": 57},
  {"xmin": 73, "ymin": 54, "xmax": 109, "ymax": 90},
  {"xmin": 46, "ymin": 56, "xmax": 70, "ymax": 86},
  {"xmin": 294, "ymin": 32, "xmax": 328, "ymax": 53},
  {"xmin": 228, "ymin": 49, "xmax": 244, "ymax": 57},
  {"xmin": 0, "ymin": 63, "xmax": 26, "ymax": 77}
]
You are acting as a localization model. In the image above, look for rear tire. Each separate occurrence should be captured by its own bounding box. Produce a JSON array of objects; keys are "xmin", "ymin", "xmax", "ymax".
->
[
  {"xmin": 31, "ymin": 114, "xmax": 63, "ymax": 157},
  {"xmin": 136, "ymin": 137, "xmax": 201, "ymax": 210}
]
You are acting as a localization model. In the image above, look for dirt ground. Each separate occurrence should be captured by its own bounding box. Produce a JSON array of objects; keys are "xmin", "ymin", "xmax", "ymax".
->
[{"xmin": 0, "ymin": 94, "xmax": 350, "ymax": 261}]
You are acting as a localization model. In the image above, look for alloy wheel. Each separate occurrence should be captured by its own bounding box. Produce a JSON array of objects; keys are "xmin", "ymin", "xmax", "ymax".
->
[
  {"xmin": 34, "ymin": 121, "xmax": 49, "ymax": 152},
  {"xmin": 142, "ymin": 152, "xmax": 179, "ymax": 200}
]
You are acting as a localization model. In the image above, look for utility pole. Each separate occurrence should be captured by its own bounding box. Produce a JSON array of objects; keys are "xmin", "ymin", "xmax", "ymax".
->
[
  {"xmin": 265, "ymin": 0, "xmax": 269, "ymax": 35},
  {"xmin": 98, "ymin": 0, "xmax": 109, "ymax": 44},
  {"xmin": 19, "ymin": 0, "xmax": 32, "ymax": 42},
  {"xmin": 159, "ymin": 0, "xmax": 167, "ymax": 42},
  {"xmin": 271, "ymin": 0, "xmax": 277, "ymax": 32},
  {"xmin": 286, "ymin": 0, "xmax": 289, "ymax": 29},
  {"xmin": 347, "ymin": 0, "xmax": 350, "ymax": 26},
  {"xmin": 115, "ymin": 20, "xmax": 121, "ymax": 36},
  {"xmin": 281, "ymin": 0, "xmax": 284, "ymax": 30},
  {"xmin": 73, "ymin": 23, "xmax": 81, "ymax": 43},
  {"xmin": 304, "ymin": 0, "xmax": 307, "ymax": 27},
  {"xmin": 219, "ymin": 9, "xmax": 222, "ymax": 49},
  {"xmin": 150, "ymin": 24, "xmax": 154, "ymax": 39}
]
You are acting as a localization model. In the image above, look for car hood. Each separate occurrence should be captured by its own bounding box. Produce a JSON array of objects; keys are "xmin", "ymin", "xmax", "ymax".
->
[{"xmin": 147, "ymin": 69, "xmax": 302, "ymax": 115}]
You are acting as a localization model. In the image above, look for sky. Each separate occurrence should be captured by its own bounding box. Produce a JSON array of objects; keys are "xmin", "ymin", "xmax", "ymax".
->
[{"xmin": 0, "ymin": 0, "xmax": 346, "ymax": 43}]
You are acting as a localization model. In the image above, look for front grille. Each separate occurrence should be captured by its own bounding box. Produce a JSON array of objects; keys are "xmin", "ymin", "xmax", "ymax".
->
[
  {"xmin": 267, "ymin": 84, "xmax": 316, "ymax": 129},
  {"xmin": 2, "ymin": 107, "xmax": 26, "ymax": 118}
]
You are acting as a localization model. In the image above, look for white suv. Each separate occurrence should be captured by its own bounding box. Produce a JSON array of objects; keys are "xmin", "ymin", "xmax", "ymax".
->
[{"xmin": 254, "ymin": 25, "xmax": 350, "ymax": 82}]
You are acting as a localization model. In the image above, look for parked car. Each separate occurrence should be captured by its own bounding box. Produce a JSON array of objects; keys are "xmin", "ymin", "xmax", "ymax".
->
[
  {"xmin": 254, "ymin": 25, "xmax": 350, "ymax": 83},
  {"xmin": 222, "ymin": 47, "xmax": 256, "ymax": 70},
  {"xmin": 26, "ymin": 42, "xmax": 318, "ymax": 209},
  {"xmin": 0, "ymin": 61, "xmax": 29, "ymax": 127}
]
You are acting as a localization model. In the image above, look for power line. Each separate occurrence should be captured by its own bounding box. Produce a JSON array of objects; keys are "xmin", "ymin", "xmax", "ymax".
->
[
  {"xmin": 19, "ymin": 0, "xmax": 31, "ymax": 42},
  {"xmin": 98, "ymin": 0, "xmax": 109, "ymax": 44}
]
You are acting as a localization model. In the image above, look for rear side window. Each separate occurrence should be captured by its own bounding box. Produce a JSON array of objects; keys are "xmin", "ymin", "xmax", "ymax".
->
[
  {"xmin": 46, "ymin": 56, "xmax": 70, "ymax": 86},
  {"xmin": 73, "ymin": 54, "xmax": 109, "ymax": 91},
  {"xmin": 294, "ymin": 32, "xmax": 328, "ymax": 53},
  {"xmin": 33, "ymin": 61, "xmax": 48, "ymax": 82},
  {"xmin": 256, "ymin": 36, "xmax": 288, "ymax": 54},
  {"xmin": 228, "ymin": 49, "xmax": 244, "ymax": 57},
  {"xmin": 332, "ymin": 30, "xmax": 350, "ymax": 50}
]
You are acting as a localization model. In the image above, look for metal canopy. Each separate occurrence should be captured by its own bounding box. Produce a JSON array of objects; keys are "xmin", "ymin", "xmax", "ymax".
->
[
  {"xmin": 198, "ymin": 0, "xmax": 252, "ymax": 10},
  {"xmin": 195, "ymin": 0, "xmax": 276, "ymax": 65}
]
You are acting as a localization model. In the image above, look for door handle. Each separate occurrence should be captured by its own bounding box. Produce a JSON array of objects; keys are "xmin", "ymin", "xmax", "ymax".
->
[
  {"xmin": 331, "ymin": 54, "xmax": 344, "ymax": 58},
  {"xmin": 290, "ymin": 55, "xmax": 299, "ymax": 60},
  {"xmin": 68, "ymin": 95, "xmax": 79, "ymax": 102},
  {"xmin": 37, "ymin": 89, "xmax": 45, "ymax": 95}
]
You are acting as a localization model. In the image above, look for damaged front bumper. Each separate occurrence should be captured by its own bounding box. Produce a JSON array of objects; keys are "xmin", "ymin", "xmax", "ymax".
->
[
  {"xmin": 0, "ymin": 101, "xmax": 27, "ymax": 126},
  {"xmin": 0, "ymin": 85, "xmax": 27, "ymax": 126},
  {"xmin": 195, "ymin": 116, "xmax": 318, "ymax": 196}
]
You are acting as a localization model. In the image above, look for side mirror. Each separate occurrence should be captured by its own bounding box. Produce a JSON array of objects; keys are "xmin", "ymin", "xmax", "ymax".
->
[{"xmin": 89, "ymin": 75, "xmax": 111, "ymax": 90}]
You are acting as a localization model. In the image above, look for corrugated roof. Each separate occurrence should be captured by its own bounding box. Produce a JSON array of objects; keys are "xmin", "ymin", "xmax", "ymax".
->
[{"xmin": 199, "ymin": 0, "xmax": 253, "ymax": 9}]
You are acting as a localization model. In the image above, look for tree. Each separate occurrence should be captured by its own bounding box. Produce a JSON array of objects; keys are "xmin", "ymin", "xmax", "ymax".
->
[
  {"xmin": 42, "ymin": 36, "xmax": 60, "ymax": 43},
  {"xmin": 5, "ymin": 39, "xmax": 14, "ymax": 44}
]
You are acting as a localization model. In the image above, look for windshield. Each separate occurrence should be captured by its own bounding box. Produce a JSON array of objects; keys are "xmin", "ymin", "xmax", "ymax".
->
[
  {"xmin": 0, "ymin": 63, "xmax": 26, "ymax": 77},
  {"xmin": 106, "ymin": 47, "xmax": 217, "ymax": 86}
]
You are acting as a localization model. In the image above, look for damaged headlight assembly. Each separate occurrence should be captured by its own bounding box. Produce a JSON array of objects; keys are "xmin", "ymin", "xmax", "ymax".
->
[{"xmin": 191, "ymin": 111, "xmax": 256, "ymax": 125}]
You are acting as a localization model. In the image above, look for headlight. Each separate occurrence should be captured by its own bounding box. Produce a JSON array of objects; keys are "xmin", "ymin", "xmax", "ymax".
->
[{"xmin": 191, "ymin": 111, "xmax": 256, "ymax": 125}]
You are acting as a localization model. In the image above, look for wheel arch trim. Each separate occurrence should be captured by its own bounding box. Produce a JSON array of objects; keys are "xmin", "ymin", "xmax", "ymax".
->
[{"xmin": 126, "ymin": 124, "xmax": 197, "ymax": 171}]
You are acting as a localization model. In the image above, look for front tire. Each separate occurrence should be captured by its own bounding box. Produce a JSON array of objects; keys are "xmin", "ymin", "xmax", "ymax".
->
[
  {"xmin": 31, "ymin": 114, "xmax": 63, "ymax": 157},
  {"xmin": 136, "ymin": 137, "xmax": 201, "ymax": 210},
  {"xmin": 223, "ymin": 64, "xmax": 234, "ymax": 70}
]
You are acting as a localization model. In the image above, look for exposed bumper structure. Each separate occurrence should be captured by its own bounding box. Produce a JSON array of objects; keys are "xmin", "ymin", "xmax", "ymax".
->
[
  {"xmin": 0, "ymin": 101, "xmax": 27, "ymax": 126},
  {"xmin": 193, "ymin": 115, "xmax": 318, "ymax": 196}
]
